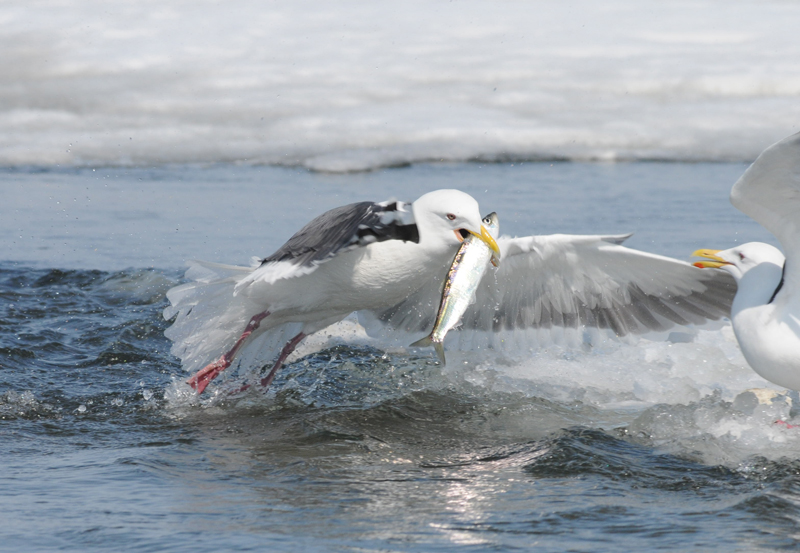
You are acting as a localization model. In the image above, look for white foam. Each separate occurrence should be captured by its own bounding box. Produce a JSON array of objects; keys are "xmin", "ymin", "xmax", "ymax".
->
[
  {"xmin": 449, "ymin": 326, "xmax": 800, "ymax": 465},
  {"xmin": 2, "ymin": 0, "xmax": 799, "ymax": 170},
  {"xmin": 161, "ymin": 315, "xmax": 800, "ymax": 465}
]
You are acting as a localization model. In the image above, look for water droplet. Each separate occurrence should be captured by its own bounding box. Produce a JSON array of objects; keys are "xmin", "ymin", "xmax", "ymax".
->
[
  {"xmin": 142, "ymin": 389, "xmax": 153, "ymax": 401},
  {"xmin": 77, "ymin": 404, "xmax": 87, "ymax": 413}
]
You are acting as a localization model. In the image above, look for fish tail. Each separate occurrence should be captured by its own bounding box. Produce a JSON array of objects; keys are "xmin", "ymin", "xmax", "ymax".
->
[
  {"xmin": 433, "ymin": 341, "xmax": 446, "ymax": 366},
  {"xmin": 409, "ymin": 335, "xmax": 447, "ymax": 365},
  {"xmin": 410, "ymin": 335, "xmax": 432, "ymax": 348}
]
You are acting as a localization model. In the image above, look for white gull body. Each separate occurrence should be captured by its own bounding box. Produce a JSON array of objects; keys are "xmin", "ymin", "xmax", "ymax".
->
[
  {"xmin": 165, "ymin": 189, "xmax": 499, "ymax": 392},
  {"xmin": 694, "ymin": 131, "xmax": 800, "ymax": 390},
  {"xmin": 165, "ymin": 189, "xmax": 736, "ymax": 394}
]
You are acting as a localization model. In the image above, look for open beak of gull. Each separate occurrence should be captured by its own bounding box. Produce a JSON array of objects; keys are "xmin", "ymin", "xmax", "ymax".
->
[
  {"xmin": 692, "ymin": 249, "xmax": 731, "ymax": 269},
  {"xmin": 459, "ymin": 225, "xmax": 500, "ymax": 254}
]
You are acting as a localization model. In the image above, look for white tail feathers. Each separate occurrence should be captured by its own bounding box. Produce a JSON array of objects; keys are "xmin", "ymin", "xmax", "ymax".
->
[{"xmin": 164, "ymin": 261, "xmax": 266, "ymax": 373}]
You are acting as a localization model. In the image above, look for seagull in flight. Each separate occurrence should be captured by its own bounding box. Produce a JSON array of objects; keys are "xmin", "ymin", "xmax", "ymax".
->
[{"xmin": 165, "ymin": 189, "xmax": 735, "ymax": 394}]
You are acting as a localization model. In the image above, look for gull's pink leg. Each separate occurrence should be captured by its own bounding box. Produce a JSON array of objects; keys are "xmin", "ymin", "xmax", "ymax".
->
[
  {"xmin": 187, "ymin": 310, "xmax": 270, "ymax": 394},
  {"xmin": 260, "ymin": 332, "xmax": 307, "ymax": 389}
]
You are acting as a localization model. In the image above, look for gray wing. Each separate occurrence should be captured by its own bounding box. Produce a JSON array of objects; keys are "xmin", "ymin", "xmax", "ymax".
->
[
  {"xmin": 262, "ymin": 200, "xmax": 418, "ymax": 267},
  {"xmin": 730, "ymin": 131, "xmax": 800, "ymax": 254},
  {"xmin": 359, "ymin": 233, "xmax": 736, "ymax": 346},
  {"xmin": 237, "ymin": 199, "xmax": 416, "ymax": 288}
]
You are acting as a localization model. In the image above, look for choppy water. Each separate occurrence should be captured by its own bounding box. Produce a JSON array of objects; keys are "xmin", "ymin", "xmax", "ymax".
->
[
  {"xmin": 3, "ymin": 162, "xmax": 800, "ymax": 551},
  {"xmin": 4, "ymin": 1, "xmax": 800, "ymax": 549}
]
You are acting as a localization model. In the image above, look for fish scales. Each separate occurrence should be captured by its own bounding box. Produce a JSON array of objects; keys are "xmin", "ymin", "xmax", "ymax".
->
[{"xmin": 411, "ymin": 212, "xmax": 500, "ymax": 364}]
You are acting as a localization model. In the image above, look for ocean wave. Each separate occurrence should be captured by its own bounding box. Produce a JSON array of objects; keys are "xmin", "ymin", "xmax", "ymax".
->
[{"xmin": 4, "ymin": 261, "xmax": 800, "ymax": 469}]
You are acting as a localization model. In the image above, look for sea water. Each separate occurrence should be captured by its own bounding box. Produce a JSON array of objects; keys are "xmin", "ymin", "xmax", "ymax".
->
[
  {"xmin": 3, "ymin": 0, "xmax": 800, "ymax": 550},
  {"xmin": 3, "ymin": 162, "xmax": 800, "ymax": 553}
]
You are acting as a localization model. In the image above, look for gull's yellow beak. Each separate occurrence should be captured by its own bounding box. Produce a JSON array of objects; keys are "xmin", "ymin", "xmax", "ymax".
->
[
  {"xmin": 468, "ymin": 225, "xmax": 501, "ymax": 258},
  {"xmin": 691, "ymin": 249, "xmax": 730, "ymax": 269}
]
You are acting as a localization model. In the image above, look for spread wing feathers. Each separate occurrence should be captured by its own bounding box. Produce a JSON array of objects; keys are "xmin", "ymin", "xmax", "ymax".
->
[
  {"xmin": 731, "ymin": 131, "xmax": 800, "ymax": 254},
  {"xmin": 235, "ymin": 200, "xmax": 416, "ymax": 291},
  {"xmin": 360, "ymin": 233, "xmax": 736, "ymax": 346},
  {"xmin": 471, "ymin": 234, "xmax": 736, "ymax": 335}
]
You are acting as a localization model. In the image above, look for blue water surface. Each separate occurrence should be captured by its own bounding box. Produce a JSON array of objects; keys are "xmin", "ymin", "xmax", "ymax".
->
[{"xmin": 2, "ymin": 162, "xmax": 796, "ymax": 553}]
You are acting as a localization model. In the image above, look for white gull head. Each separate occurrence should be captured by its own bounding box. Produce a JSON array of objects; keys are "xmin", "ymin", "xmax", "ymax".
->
[
  {"xmin": 411, "ymin": 189, "xmax": 488, "ymax": 252},
  {"xmin": 693, "ymin": 242, "xmax": 785, "ymax": 312}
]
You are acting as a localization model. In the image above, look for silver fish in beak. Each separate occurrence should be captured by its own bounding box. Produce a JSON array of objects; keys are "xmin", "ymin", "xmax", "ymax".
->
[{"xmin": 410, "ymin": 212, "xmax": 501, "ymax": 364}]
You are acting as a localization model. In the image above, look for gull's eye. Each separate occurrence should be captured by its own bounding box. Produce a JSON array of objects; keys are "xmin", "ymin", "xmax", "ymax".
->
[
  {"xmin": 446, "ymin": 213, "xmax": 456, "ymax": 221},
  {"xmin": 482, "ymin": 216, "xmax": 490, "ymax": 224},
  {"xmin": 739, "ymin": 252, "xmax": 746, "ymax": 260}
]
